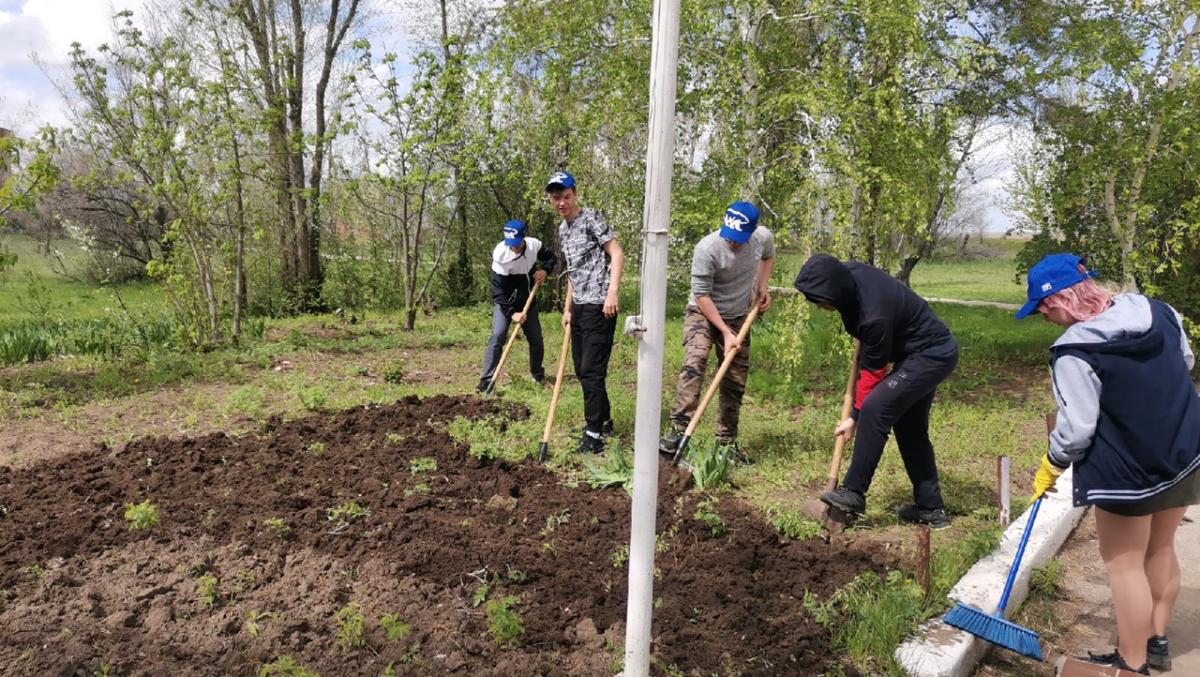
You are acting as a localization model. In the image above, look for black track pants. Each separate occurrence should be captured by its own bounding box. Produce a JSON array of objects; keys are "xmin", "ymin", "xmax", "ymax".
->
[
  {"xmin": 570, "ymin": 304, "xmax": 617, "ymax": 434},
  {"xmin": 842, "ymin": 347, "xmax": 959, "ymax": 510}
]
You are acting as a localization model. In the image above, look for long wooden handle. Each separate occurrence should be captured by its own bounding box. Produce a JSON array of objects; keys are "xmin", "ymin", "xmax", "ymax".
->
[
  {"xmin": 490, "ymin": 278, "xmax": 543, "ymax": 387},
  {"xmin": 682, "ymin": 303, "xmax": 761, "ymax": 438},
  {"xmin": 541, "ymin": 325, "xmax": 572, "ymax": 444},
  {"xmin": 825, "ymin": 339, "xmax": 862, "ymax": 491}
]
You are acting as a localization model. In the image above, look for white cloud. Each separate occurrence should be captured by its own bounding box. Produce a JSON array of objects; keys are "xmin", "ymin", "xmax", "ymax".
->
[{"xmin": 0, "ymin": 1, "xmax": 143, "ymax": 132}]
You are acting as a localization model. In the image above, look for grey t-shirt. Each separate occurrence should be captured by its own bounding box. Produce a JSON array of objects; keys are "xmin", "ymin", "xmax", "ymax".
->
[{"xmin": 688, "ymin": 228, "xmax": 775, "ymax": 318}]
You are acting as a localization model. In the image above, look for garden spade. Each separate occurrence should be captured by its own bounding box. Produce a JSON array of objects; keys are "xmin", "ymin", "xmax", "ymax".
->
[
  {"xmin": 801, "ymin": 339, "xmax": 861, "ymax": 533},
  {"xmin": 537, "ymin": 325, "xmax": 571, "ymax": 461},
  {"xmin": 484, "ymin": 278, "xmax": 543, "ymax": 395},
  {"xmin": 668, "ymin": 304, "xmax": 760, "ymax": 467}
]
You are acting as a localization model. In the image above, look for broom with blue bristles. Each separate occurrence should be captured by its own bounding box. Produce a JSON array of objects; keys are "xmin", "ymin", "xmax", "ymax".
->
[{"xmin": 943, "ymin": 496, "xmax": 1045, "ymax": 660}]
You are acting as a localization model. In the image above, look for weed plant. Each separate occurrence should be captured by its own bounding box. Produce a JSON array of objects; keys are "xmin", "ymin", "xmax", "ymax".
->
[
  {"xmin": 689, "ymin": 442, "xmax": 732, "ymax": 490},
  {"xmin": 258, "ymin": 655, "xmax": 317, "ymax": 677},
  {"xmin": 327, "ymin": 501, "xmax": 370, "ymax": 527},
  {"xmin": 484, "ymin": 595, "xmax": 524, "ymax": 648},
  {"xmin": 381, "ymin": 360, "xmax": 406, "ymax": 384},
  {"xmin": 380, "ymin": 613, "xmax": 411, "ymax": 642},
  {"xmin": 196, "ymin": 574, "xmax": 221, "ymax": 608},
  {"xmin": 262, "ymin": 518, "xmax": 291, "ymax": 538},
  {"xmin": 335, "ymin": 602, "xmax": 366, "ymax": 649},
  {"xmin": 692, "ymin": 496, "xmax": 727, "ymax": 537},
  {"xmin": 409, "ymin": 457, "xmax": 437, "ymax": 474},
  {"xmin": 582, "ymin": 444, "xmax": 633, "ymax": 490},
  {"xmin": 123, "ymin": 500, "xmax": 159, "ymax": 530}
]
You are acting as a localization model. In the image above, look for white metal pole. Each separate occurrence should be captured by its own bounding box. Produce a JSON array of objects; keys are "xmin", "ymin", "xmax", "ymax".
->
[{"xmin": 623, "ymin": 0, "xmax": 680, "ymax": 671}]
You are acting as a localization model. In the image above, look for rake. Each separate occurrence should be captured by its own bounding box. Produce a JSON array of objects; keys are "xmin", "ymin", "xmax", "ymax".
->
[{"xmin": 943, "ymin": 496, "xmax": 1045, "ymax": 660}]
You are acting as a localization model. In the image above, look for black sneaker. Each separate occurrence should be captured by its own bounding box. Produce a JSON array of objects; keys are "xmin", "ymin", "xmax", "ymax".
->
[
  {"xmin": 897, "ymin": 504, "xmax": 951, "ymax": 530},
  {"xmin": 601, "ymin": 419, "xmax": 615, "ymax": 437},
  {"xmin": 575, "ymin": 433, "xmax": 605, "ymax": 454},
  {"xmin": 475, "ymin": 378, "xmax": 490, "ymax": 393},
  {"xmin": 659, "ymin": 428, "xmax": 684, "ymax": 453},
  {"xmin": 820, "ymin": 487, "xmax": 866, "ymax": 516},
  {"xmin": 1083, "ymin": 650, "xmax": 1150, "ymax": 675},
  {"xmin": 1147, "ymin": 635, "xmax": 1170, "ymax": 671}
]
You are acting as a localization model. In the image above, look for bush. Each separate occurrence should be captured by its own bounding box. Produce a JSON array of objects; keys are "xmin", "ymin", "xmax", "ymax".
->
[
  {"xmin": 123, "ymin": 500, "xmax": 160, "ymax": 530},
  {"xmin": 485, "ymin": 595, "xmax": 524, "ymax": 648}
]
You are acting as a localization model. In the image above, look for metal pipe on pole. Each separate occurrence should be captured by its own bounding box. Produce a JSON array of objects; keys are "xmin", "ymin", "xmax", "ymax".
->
[{"xmin": 622, "ymin": 0, "xmax": 680, "ymax": 671}]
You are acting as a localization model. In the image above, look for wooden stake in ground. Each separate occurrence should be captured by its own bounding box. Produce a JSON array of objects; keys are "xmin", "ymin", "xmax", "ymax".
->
[
  {"xmin": 484, "ymin": 279, "xmax": 542, "ymax": 395},
  {"xmin": 537, "ymin": 325, "xmax": 571, "ymax": 461},
  {"xmin": 917, "ymin": 525, "xmax": 931, "ymax": 596},
  {"xmin": 800, "ymin": 339, "xmax": 861, "ymax": 532},
  {"xmin": 669, "ymin": 303, "xmax": 760, "ymax": 466},
  {"xmin": 998, "ymin": 455, "xmax": 1011, "ymax": 527}
]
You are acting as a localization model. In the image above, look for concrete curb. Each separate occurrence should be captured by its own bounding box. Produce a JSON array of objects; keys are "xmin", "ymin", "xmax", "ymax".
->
[{"xmin": 895, "ymin": 468, "xmax": 1087, "ymax": 677}]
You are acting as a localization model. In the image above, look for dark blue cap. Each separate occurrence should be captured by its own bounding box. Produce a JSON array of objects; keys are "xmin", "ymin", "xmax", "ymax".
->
[
  {"xmin": 503, "ymin": 220, "xmax": 527, "ymax": 247},
  {"xmin": 545, "ymin": 171, "xmax": 575, "ymax": 191},
  {"xmin": 720, "ymin": 201, "xmax": 758, "ymax": 244},
  {"xmin": 1015, "ymin": 253, "xmax": 1099, "ymax": 319}
]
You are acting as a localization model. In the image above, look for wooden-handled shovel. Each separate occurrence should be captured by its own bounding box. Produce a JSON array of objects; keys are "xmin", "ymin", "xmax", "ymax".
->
[
  {"xmin": 484, "ymin": 278, "xmax": 543, "ymax": 395},
  {"xmin": 670, "ymin": 303, "xmax": 761, "ymax": 466},
  {"xmin": 801, "ymin": 339, "xmax": 861, "ymax": 532},
  {"xmin": 537, "ymin": 325, "xmax": 572, "ymax": 461}
]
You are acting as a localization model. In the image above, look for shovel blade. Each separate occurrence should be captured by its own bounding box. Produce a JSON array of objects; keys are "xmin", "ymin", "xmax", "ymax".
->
[{"xmin": 800, "ymin": 498, "xmax": 853, "ymax": 534}]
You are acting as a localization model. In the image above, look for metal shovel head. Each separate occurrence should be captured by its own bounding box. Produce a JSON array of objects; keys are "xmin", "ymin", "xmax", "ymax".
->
[{"xmin": 800, "ymin": 498, "xmax": 852, "ymax": 533}]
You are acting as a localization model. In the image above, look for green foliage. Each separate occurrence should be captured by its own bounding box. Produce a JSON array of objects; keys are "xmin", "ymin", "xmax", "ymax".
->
[
  {"xmin": 195, "ymin": 574, "xmax": 221, "ymax": 608},
  {"xmin": 470, "ymin": 582, "xmax": 489, "ymax": 608},
  {"xmin": 123, "ymin": 500, "xmax": 160, "ymax": 530},
  {"xmin": 224, "ymin": 386, "xmax": 265, "ymax": 419},
  {"xmin": 327, "ymin": 501, "xmax": 371, "ymax": 527},
  {"xmin": 689, "ymin": 442, "xmax": 732, "ymax": 491},
  {"xmin": 381, "ymin": 360, "xmax": 406, "ymax": 384},
  {"xmin": 409, "ymin": 457, "xmax": 437, "ymax": 474},
  {"xmin": 304, "ymin": 442, "xmax": 326, "ymax": 456},
  {"xmin": 379, "ymin": 612, "xmax": 412, "ymax": 642},
  {"xmin": 766, "ymin": 507, "xmax": 824, "ymax": 541},
  {"xmin": 262, "ymin": 518, "xmax": 291, "ymax": 539},
  {"xmin": 335, "ymin": 602, "xmax": 366, "ymax": 649},
  {"xmin": 1029, "ymin": 559, "xmax": 1065, "ymax": 599},
  {"xmin": 692, "ymin": 496, "xmax": 726, "ymax": 537},
  {"xmin": 447, "ymin": 415, "xmax": 527, "ymax": 461},
  {"xmin": 484, "ymin": 595, "xmax": 524, "ymax": 648},
  {"xmin": 259, "ymin": 655, "xmax": 318, "ymax": 677},
  {"xmin": 583, "ymin": 445, "xmax": 634, "ymax": 490},
  {"xmin": 297, "ymin": 386, "xmax": 330, "ymax": 411}
]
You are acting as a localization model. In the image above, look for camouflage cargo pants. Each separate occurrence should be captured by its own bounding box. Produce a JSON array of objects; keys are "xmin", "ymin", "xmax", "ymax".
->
[{"xmin": 668, "ymin": 306, "xmax": 751, "ymax": 442}]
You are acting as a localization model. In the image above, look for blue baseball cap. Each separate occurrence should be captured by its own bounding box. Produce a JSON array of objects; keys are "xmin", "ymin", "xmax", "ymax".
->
[
  {"xmin": 545, "ymin": 171, "xmax": 576, "ymax": 191},
  {"xmin": 720, "ymin": 201, "xmax": 759, "ymax": 244},
  {"xmin": 503, "ymin": 219, "xmax": 527, "ymax": 247},
  {"xmin": 1015, "ymin": 253, "xmax": 1099, "ymax": 319}
]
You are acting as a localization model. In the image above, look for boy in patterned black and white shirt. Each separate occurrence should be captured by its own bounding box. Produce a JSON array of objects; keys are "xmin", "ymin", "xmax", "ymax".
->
[{"xmin": 546, "ymin": 171, "xmax": 625, "ymax": 454}]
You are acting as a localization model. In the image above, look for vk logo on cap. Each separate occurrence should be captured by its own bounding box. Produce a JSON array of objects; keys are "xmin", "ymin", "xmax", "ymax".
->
[
  {"xmin": 719, "ymin": 201, "xmax": 759, "ymax": 244},
  {"xmin": 546, "ymin": 171, "xmax": 576, "ymax": 190}
]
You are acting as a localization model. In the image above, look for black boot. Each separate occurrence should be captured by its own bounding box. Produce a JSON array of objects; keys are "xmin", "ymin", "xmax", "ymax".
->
[
  {"xmin": 1082, "ymin": 649, "xmax": 1150, "ymax": 675},
  {"xmin": 1147, "ymin": 635, "xmax": 1170, "ymax": 671},
  {"xmin": 897, "ymin": 504, "xmax": 951, "ymax": 530},
  {"xmin": 575, "ymin": 432, "xmax": 605, "ymax": 454},
  {"xmin": 820, "ymin": 487, "xmax": 866, "ymax": 516},
  {"xmin": 659, "ymin": 428, "xmax": 683, "ymax": 454}
]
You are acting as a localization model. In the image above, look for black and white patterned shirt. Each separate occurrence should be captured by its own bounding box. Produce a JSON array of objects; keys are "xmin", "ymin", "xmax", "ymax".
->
[{"xmin": 558, "ymin": 206, "xmax": 614, "ymax": 305}]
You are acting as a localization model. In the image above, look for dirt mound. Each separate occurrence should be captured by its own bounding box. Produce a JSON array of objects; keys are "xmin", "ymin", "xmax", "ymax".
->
[{"xmin": 0, "ymin": 394, "xmax": 893, "ymax": 675}]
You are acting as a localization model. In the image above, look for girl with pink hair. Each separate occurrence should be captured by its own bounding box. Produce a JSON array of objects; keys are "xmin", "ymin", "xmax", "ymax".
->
[{"xmin": 1018, "ymin": 253, "xmax": 1199, "ymax": 674}]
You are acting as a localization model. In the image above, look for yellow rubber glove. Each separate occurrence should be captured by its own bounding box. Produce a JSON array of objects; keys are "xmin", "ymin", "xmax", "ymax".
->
[{"xmin": 1031, "ymin": 454, "xmax": 1065, "ymax": 501}]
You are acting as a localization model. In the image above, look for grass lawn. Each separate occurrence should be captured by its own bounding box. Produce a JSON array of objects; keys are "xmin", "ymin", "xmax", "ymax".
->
[{"xmin": 0, "ymin": 235, "xmax": 1067, "ymax": 673}]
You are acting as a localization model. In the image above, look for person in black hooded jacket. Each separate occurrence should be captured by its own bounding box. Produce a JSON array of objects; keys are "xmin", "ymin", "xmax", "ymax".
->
[{"xmin": 793, "ymin": 253, "xmax": 959, "ymax": 528}]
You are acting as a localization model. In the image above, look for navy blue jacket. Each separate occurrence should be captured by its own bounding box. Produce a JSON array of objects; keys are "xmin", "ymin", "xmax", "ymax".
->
[{"xmin": 1052, "ymin": 299, "xmax": 1200, "ymax": 506}]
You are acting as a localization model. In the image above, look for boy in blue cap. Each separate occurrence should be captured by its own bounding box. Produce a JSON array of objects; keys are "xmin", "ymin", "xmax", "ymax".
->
[
  {"xmin": 660, "ymin": 201, "xmax": 774, "ymax": 460},
  {"xmin": 476, "ymin": 219, "xmax": 557, "ymax": 392},
  {"xmin": 546, "ymin": 171, "xmax": 625, "ymax": 453}
]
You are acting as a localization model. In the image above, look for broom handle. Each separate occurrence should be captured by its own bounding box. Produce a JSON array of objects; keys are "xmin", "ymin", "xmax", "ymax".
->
[
  {"xmin": 682, "ymin": 303, "xmax": 760, "ymax": 438},
  {"xmin": 490, "ymin": 278, "xmax": 543, "ymax": 386},
  {"xmin": 541, "ymin": 325, "xmax": 571, "ymax": 444},
  {"xmin": 997, "ymin": 497, "xmax": 1043, "ymax": 616},
  {"xmin": 825, "ymin": 339, "xmax": 862, "ymax": 492}
]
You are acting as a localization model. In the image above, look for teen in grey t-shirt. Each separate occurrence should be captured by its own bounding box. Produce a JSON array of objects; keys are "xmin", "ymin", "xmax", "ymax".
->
[{"xmin": 661, "ymin": 201, "xmax": 774, "ymax": 460}]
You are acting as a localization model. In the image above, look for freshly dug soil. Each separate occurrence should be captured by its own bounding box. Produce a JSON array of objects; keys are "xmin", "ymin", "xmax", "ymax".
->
[{"xmin": 0, "ymin": 394, "xmax": 893, "ymax": 675}]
